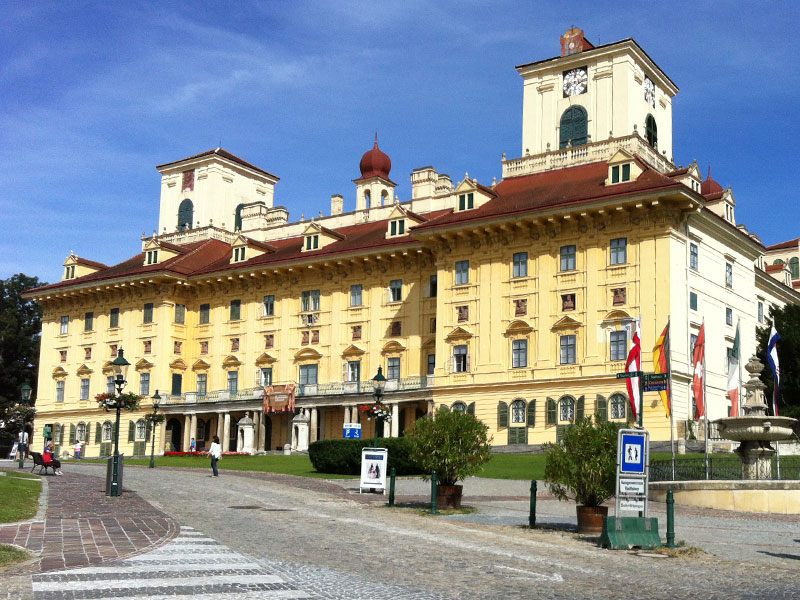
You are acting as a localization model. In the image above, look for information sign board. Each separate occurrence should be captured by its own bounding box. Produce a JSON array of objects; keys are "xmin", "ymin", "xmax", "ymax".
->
[
  {"xmin": 620, "ymin": 433, "xmax": 646, "ymax": 474},
  {"xmin": 619, "ymin": 498, "xmax": 645, "ymax": 511},
  {"xmin": 359, "ymin": 447, "xmax": 388, "ymax": 494},
  {"xmin": 616, "ymin": 371, "xmax": 643, "ymax": 379},
  {"xmin": 619, "ymin": 478, "xmax": 645, "ymax": 494},
  {"xmin": 643, "ymin": 373, "xmax": 668, "ymax": 382},
  {"xmin": 644, "ymin": 382, "xmax": 668, "ymax": 392},
  {"xmin": 343, "ymin": 422, "xmax": 362, "ymax": 439}
]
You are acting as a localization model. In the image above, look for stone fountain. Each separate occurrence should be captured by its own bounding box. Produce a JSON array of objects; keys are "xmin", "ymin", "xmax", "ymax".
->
[{"xmin": 715, "ymin": 355, "xmax": 797, "ymax": 479}]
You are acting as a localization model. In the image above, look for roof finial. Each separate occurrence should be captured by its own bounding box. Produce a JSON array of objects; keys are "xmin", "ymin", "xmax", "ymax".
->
[
  {"xmin": 707, "ymin": 164, "xmax": 711, "ymax": 180},
  {"xmin": 374, "ymin": 131, "xmax": 379, "ymax": 148}
]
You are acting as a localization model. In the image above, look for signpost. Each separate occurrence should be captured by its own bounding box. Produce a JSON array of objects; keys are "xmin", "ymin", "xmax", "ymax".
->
[
  {"xmin": 359, "ymin": 447, "xmax": 388, "ymax": 494},
  {"xmin": 343, "ymin": 422, "xmax": 362, "ymax": 439},
  {"xmin": 616, "ymin": 371, "xmax": 642, "ymax": 379}
]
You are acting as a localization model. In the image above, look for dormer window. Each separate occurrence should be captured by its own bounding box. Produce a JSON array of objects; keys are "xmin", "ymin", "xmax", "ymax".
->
[
  {"xmin": 64, "ymin": 265, "xmax": 75, "ymax": 279},
  {"xmin": 146, "ymin": 250, "xmax": 158, "ymax": 265},
  {"xmin": 305, "ymin": 234, "xmax": 319, "ymax": 250},
  {"xmin": 389, "ymin": 219, "xmax": 406, "ymax": 236},
  {"xmin": 458, "ymin": 193, "xmax": 474, "ymax": 211},
  {"xmin": 233, "ymin": 247, "xmax": 246, "ymax": 262},
  {"xmin": 611, "ymin": 164, "xmax": 631, "ymax": 184}
]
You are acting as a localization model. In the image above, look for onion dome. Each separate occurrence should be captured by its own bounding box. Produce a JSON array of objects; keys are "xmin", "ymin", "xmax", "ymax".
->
[
  {"xmin": 701, "ymin": 165, "xmax": 723, "ymax": 196},
  {"xmin": 359, "ymin": 134, "xmax": 391, "ymax": 180}
]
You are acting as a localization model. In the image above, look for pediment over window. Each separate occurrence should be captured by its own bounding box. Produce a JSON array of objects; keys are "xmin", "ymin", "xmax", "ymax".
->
[
  {"xmin": 605, "ymin": 149, "xmax": 643, "ymax": 186},
  {"xmin": 342, "ymin": 344, "xmax": 366, "ymax": 358},
  {"xmin": 135, "ymin": 358, "xmax": 154, "ymax": 371},
  {"xmin": 52, "ymin": 366, "xmax": 67, "ymax": 379},
  {"xmin": 505, "ymin": 320, "xmax": 533, "ymax": 336},
  {"xmin": 445, "ymin": 326, "xmax": 473, "ymax": 342},
  {"xmin": 230, "ymin": 234, "xmax": 276, "ymax": 264},
  {"xmin": 421, "ymin": 336, "xmax": 436, "ymax": 349},
  {"xmin": 76, "ymin": 364, "xmax": 93, "ymax": 376},
  {"xmin": 294, "ymin": 347, "xmax": 323, "ymax": 360},
  {"xmin": 221, "ymin": 355, "xmax": 241, "ymax": 369},
  {"xmin": 601, "ymin": 310, "xmax": 633, "ymax": 326},
  {"xmin": 381, "ymin": 341, "xmax": 406, "ymax": 355},
  {"xmin": 62, "ymin": 252, "xmax": 106, "ymax": 281},
  {"xmin": 101, "ymin": 361, "xmax": 115, "ymax": 375},
  {"xmin": 551, "ymin": 316, "xmax": 582, "ymax": 331},
  {"xmin": 255, "ymin": 352, "xmax": 277, "ymax": 366},
  {"xmin": 452, "ymin": 175, "xmax": 496, "ymax": 212},
  {"xmin": 169, "ymin": 358, "xmax": 188, "ymax": 371},
  {"xmin": 192, "ymin": 359, "xmax": 211, "ymax": 372},
  {"xmin": 141, "ymin": 238, "xmax": 185, "ymax": 266},
  {"xmin": 301, "ymin": 222, "xmax": 345, "ymax": 253}
]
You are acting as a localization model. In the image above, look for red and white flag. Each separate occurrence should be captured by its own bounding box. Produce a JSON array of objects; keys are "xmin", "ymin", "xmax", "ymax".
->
[
  {"xmin": 625, "ymin": 319, "xmax": 642, "ymax": 422},
  {"xmin": 692, "ymin": 323, "xmax": 706, "ymax": 419}
]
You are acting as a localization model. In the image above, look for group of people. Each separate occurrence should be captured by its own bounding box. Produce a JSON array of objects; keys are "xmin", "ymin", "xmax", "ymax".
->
[{"xmin": 16, "ymin": 430, "xmax": 64, "ymax": 475}]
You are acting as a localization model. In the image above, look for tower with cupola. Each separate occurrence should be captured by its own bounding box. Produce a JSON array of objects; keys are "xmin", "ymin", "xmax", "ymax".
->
[{"xmin": 354, "ymin": 135, "xmax": 396, "ymax": 211}]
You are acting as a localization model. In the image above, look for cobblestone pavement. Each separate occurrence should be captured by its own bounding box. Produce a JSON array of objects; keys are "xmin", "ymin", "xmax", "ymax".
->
[{"xmin": 44, "ymin": 464, "xmax": 800, "ymax": 599}]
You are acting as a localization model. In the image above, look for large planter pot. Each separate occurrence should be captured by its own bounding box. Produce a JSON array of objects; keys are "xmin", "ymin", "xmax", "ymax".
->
[
  {"xmin": 436, "ymin": 484, "xmax": 463, "ymax": 510},
  {"xmin": 576, "ymin": 505, "xmax": 608, "ymax": 534}
]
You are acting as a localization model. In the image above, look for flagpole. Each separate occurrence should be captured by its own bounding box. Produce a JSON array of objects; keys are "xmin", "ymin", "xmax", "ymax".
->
[
  {"xmin": 638, "ymin": 314, "xmax": 644, "ymax": 429},
  {"xmin": 737, "ymin": 318, "xmax": 742, "ymax": 417},
  {"xmin": 703, "ymin": 346, "xmax": 709, "ymax": 481},
  {"xmin": 667, "ymin": 316, "xmax": 675, "ymax": 481}
]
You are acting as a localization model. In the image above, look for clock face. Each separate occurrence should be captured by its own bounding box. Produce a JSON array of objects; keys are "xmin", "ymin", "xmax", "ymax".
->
[
  {"xmin": 644, "ymin": 76, "xmax": 655, "ymax": 107},
  {"xmin": 563, "ymin": 67, "xmax": 588, "ymax": 96}
]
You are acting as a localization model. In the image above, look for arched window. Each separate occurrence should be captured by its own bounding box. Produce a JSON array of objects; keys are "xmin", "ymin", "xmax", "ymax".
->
[
  {"xmin": 559, "ymin": 106, "xmax": 588, "ymax": 149},
  {"xmin": 452, "ymin": 401, "xmax": 467, "ymax": 414},
  {"xmin": 102, "ymin": 421, "xmax": 112, "ymax": 441},
  {"xmin": 789, "ymin": 257, "xmax": 799, "ymax": 279},
  {"xmin": 76, "ymin": 422, "xmax": 86, "ymax": 441},
  {"xmin": 559, "ymin": 396, "xmax": 575, "ymax": 421},
  {"xmin": 234, "ymin": 204, "xmax": 244, "ymax": 231},
  {"xmin": 773, "ymin": 259, "xmax": 784, "ymax": 265},
  {"xmin": 645, "ymin": 114, "xmax": 658, "ymax": 147},
  {"xmin": 510, "ymin": 399, "xmax": 526, "ymax": 424},
  {"xmin": 136, "ymin": 419, "xmax": 146, "ymax": 439},
  {"xmin": 177, "ymin": 199, "xmax": 193, "ymax": 231},
  {"xmin": 610, "ymin": 393, "xmax": 627, "ymax": 420}
]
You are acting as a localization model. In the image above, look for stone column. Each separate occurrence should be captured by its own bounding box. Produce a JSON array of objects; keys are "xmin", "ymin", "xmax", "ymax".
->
[
  {"xmin": 189, "ymin": 414, "xmax": 197, "ymax": 447},
  {"xmin": 259, "ymin": 413, "xmax": 266, "ymax": 451},
  {"xmin": 182, "ymin": 415, "xmax": 191, "ymax": 451},
  {"xmin": 158, "ymin": 420, "xmax": 167, "ymax": 454},
  {"xmin": 390, "ymin": 403, "xmax": 399, "ymax": 437},
  {"xmin": 216, "ymin": 412, "xmax": 223, "ymax": 443},
  {"xmin": 222, "ymin": 412, "xmax": 231, "ymax": 451},
  {"xmin": 310, "ymin": 408, "xmax": 319, "ymax": 443},
  {"xmin": 253, "ymin": 411, "xmax": 261, "ymax": 451},
  {"xmin": 344, "ymin": 406, "xmax": 351, "ymax": 425}
]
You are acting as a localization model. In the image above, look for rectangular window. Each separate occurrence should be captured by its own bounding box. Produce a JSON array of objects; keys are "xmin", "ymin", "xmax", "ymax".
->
[
  {"xmin": 455, "ymin": 260, "xmax": 469, "ymax": 285},
  {"xmin": 196, "ymin": 373, "xmax": 207, "ymax": 396},
  {"xmin": 758, "ymin": 301, "xmax": 764, "ymax": 324},
  {"xmin": 259, "ymin": 368, "xmax": 273, "ymax": 387},
  {"xmin": 427, "ymin": 354, "xmax": 436, "ymax": 375},
  {"xmin": 302, "ymin": 290, "xmax": 321, "ymax": 311},
  {"xmin": 622, "ymin": 163, "xmax": 631, "ymax": 181},
  {"xmin": 610, "ymin": 238, "xmax": 627, "ymax": 265},
  {"xmin": 690, "ymin": 334, "xmax": 698, "ymax": 354},
  {"xmin": 560, "ymin": 245, "xmax": 576, "ymax": 271},
  {"xmin": 513, "ymin": 252, "xmax": 528, "ymax": 278},
  {"xmin": 389, "ymin": 279, "xmax": 402, "ymax": 302},
  {"xmin": 726, "ymin": 307, "xmax": 733, "ymax": 326},
  {"xmin": 453, "ymin": 345, "xmax": 468, "ymax": 373},
  {"xmin": 560, "ymin": 335, "xmax": 576, "ymax": 365},
  {"xmin": 690, "ymin": 292, "xmax": 698, "ymax": 311},
  {"xmin": 143, "ymin": 303, "xmax": 154, "ymax": 324},
  {"xmin": 690, "ymin": 243, "xmax": 698, "ymax": 270},
  {"xmin": 390, "ymin": 220, "xmax": 406, "ymax": 235},
  {"xmin": 60, "ymin": 316, "xmax": 69, "ymax": 334},
  {"xmin": 139, "ymin": 373, "xmax": 150, "ymax": 396},
  {"xmin": 107, "ymin": 375, "xmax": 115, "ymax": 394},
  {"xmin": 612, "ymin": 165, "xmax": 620, "ymax": 184},
  {"xmin": 350, "ymin": 284, "xmax": 362, "ymax": 307},
  {"xmin": 725, "ymin": 263, "xmax": 733, "ymax": 288},
  {"xmin": 230, "ymin": 299, "xmax": 241, "ymax": 321},
  {"xmin": 80, "ymin": 378, "xmax": 90, "ymax": 400},
  {"xmin": 261, "ymin": 295, "xmax": 275, "ymax": 316},
  {"xmin": 174, "ymin": 303, "xmax": 186, "ymax": 324},
  {"xmin": 305, "ymin": 235, "xmax": 319, "ymax": 250},
  {"xmin": 512, "ymin": 339, "xmax": 528, "ymax": 368},
  {"xmin": 387, "ymin": 357, "xmax": 400, "ymax": 380},
  {"xmin": 227, "ymin": 371, "xmax": 238, "ymax": 393},
  {"xmin": 346, "ymin": 361, "xmax": 360, "ymax": 382},
  {"xmin": 56, "ymin": 381, "xmax": 65, "ymax": 403},
  {"xmin": 109, "ymin": 307, "xmax": 119, "ymax": 328},
  {"xmin": 171, "ymin": 373, "xmax": 182, "ymax": 396},
  {"xmin": 429, "ymin": 274, "xmax": 437, "ymax": 298},
  {"xmin": 199, "ymin": 303, "xmax": 210, "ymax": 324},
  {"xmin": 84, "ymin": 311, "xmax": 94, "ymax": 331},
  {"xmin": 610, "ymin": 330, "xmax": 627, "ymax": 361},
  {"xmin": 299, "ymin": 364, "xmax": 318, "ymax": 385},
  {"xmin": 458, "ymin": 193, "xmax": 474, "ymax": 210}
]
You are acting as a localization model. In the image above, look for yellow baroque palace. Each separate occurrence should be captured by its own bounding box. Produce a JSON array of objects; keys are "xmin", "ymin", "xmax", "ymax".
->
[{"xmin": 25, "ymin": 28, "xmax": 799, "ymax": 458}]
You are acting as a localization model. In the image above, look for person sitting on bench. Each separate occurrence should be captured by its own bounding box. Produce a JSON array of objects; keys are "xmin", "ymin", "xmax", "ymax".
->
[{"xmin": 44, "ymin": 441, "xmax": 64, "ymax": 476}]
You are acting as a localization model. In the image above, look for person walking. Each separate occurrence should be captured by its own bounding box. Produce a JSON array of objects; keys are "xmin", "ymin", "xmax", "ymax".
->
[
  {"xmin": 73, "ymin": 439, "xmax": 82, "ymax": 460},
  {"xmin": 190, "ymin": 437, "xmax": 196, "ymax": 453},
  {"xmin": 209, "ymin": 435, "xmax": 221, "ymax": 477},
  {"xmin": 17, "ymin": 430, "xmax": 29, "ymax": 462}
]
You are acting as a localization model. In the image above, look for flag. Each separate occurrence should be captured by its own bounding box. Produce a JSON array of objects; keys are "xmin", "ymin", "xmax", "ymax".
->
[
  {"xmin": 625, "ymin": 319, "xmax": 642, "ymax": 422},
  {"xmin": 652, "ymin": 321, "xmax": 671, "ymax": 417},
  {"xmin": 726, "ymin": 320, "xmax": 740, "ymax": 416},
  {"xmin": 767, "ymin": 325, "xmax": 781, "ymax": 416},
  {"xmin": 691, "ymin": 323, "xmax": 705, "ymax": 419}
]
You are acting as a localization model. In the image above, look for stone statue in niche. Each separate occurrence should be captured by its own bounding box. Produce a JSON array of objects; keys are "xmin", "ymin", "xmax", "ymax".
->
[
  {"xmin": 514, "ymin": 299, "xmax": 527, "ymax": 316},
  {"xmin": 457, "ymin": 306, "xmax": 469, "ymax": 322},
  {"xmin": 311, "ymin": 330, "xmax": 319, "ymax": 344},
  {"xmin": 561, "ymin": 293, "xmax": 575, "ymax": 311},
  {"xmin": 301, "ymin": 331, "xmax": 309, "ymax": 345},
  {"xmin": 231, "ymin": 338, "xmax": 239, "ymax": 352},
  {"xmin": 612, "ymin": 288, "xmax": 626, "ymax": 306},
  {"xmin": 352, "ymin": 325, "xmax": 362, "ymax": 341},
  {"xmin": 391, "ymin": 321, "xmax": 402, "ymax": 336},
  {"xmin": 182, "ymin": 169, "xmax": 194, "ymax": 192}
]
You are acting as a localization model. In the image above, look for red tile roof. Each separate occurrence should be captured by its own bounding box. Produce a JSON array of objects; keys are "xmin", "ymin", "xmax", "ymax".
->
[
  {"xmin": 765, "ymin": 264, "xmax": 786, "ymax": 273},
  {"xmin": 766, "ymin": 237, "xmax": 799, "ymax": 251},
  {"xmin": 74, "ymin": 257, "xmax": 107, "ymax": 269},
  {"xmin": 156, "ymin": 148, "xmax": 279, "ymax": 180}
]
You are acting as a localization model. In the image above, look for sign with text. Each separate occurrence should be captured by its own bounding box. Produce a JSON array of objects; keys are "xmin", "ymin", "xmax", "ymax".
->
[
  {"xmin": 359, "ymin": 447, "xmax": 388, "ymax": 494},
  {"xmin": 619, "ymin": 478, "xmax": 645, "ymax": 495},
  {"xmin": 620, "ymin": 433, "xmax": 646, "ymax": 474},
  {"xmin": 615, "ymin": 428, "xmax": 651, "ymax": 525},
  {"xmin": 343, "ymin": 423, "xmax": 362, "ymax": 439},
  {"xmin": 616, "ymin": 371, "xmax": 643, "ymax": 379},
  {"xmin": 644, "ymin": 382, "xmax": 668, "ymax": 392},
  {"xmin": 619, "ymin": 498, "xmax": 645, "ymax": 511},
  {"xmin": 643, "ymin": 373, "xmax": 668, "ymax": 382}
]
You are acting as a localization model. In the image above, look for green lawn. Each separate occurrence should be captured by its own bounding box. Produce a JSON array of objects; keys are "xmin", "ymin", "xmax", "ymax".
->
[
  {"xmin": 0, "ymin": 544, "xmax": 30, "ymax": 568},
  {"xmin": 0, "ymin": 471, "xmax": 42, "ymax": 523},
  {"xmin": 123, "ymin": 454, "xmax": 353, "ymax": 479}
]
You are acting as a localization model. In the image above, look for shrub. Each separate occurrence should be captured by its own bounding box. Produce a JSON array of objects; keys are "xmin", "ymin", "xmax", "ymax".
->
[
  {"xmin": 543, "ymin": 417, "xmax": 621, "ymax": 507},
  {"xmin": 406, "ymin": 408, "xmax": 492, "ymax": 486},
  {"xmin": 308, "ymin": 437, "xmax": 421, "ymax": 476}
]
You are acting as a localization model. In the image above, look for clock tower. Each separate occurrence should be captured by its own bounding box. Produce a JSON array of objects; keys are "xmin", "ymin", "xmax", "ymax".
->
[{"xmin": 516, "ymin": 28, "xmax": 678, "ymax": 166}]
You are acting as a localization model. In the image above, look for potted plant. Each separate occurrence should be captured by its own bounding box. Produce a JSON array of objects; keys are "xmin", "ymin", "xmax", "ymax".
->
[
  {"xmin": 543, "ymin": 416, "xmax": 621, "ymax": 534},
  {"xmin": 407, "ymin": 407, "xmax": 492, "ymax": 509}
]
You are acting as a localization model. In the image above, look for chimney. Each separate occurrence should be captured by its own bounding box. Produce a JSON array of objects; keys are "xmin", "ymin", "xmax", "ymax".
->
[
  {"xmin": 411, "ymin": 166, "xmax": 439, "ymax": 199},
  {"xmin": 331, "ymin": 194, "xmax": 344, "ymax": 216}
]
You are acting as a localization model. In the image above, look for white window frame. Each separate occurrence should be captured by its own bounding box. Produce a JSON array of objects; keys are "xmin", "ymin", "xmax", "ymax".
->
[
  {"xmin": 80, "ymin": 378, "xmax": 90, "ymax": 400},
  {"xmin": 513, "ymin": 252, "xmax": 528, "ymax": 278},
  {"xmin": 60, "ymin": 315, "xmax": 69, "ymax": 335}
]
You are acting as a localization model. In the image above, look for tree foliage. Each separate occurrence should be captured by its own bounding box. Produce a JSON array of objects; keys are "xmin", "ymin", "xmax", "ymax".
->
[
  {"xmin": 543, "ymin": 417, "xmax": 622, "ymax": 507},
  {"xmin": 0, "ymin": 274, "xmax": 44, "ymax": 441},
  {"xmin": 756, "ymin": 304, "xmax": 800, "ymax": 418},
  {"xmin": 406, "ymin": 408, "xmax": 492, "ymax": 486}
]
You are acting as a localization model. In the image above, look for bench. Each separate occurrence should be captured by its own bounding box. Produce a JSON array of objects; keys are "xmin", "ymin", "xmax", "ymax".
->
[{"xmin": 30, "ymin": 451, "xmax": 56, "ymax": 476}]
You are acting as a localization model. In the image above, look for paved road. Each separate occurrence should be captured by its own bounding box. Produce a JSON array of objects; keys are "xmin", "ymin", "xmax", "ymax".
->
[{"xmin": 43, "ymin": 463, "xmax": 800, "ymax": 600}]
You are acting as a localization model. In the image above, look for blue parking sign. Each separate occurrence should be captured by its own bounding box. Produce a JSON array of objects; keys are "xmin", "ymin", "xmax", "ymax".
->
[{"xmin": 343, "ymin": 423, "xmax": 361, "ymax": 439}]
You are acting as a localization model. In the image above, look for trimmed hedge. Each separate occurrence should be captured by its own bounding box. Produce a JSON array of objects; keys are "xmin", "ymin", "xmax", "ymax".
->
[{"xmin": 308, "ymin": 437, "xmax": 422, "ymax": 476}]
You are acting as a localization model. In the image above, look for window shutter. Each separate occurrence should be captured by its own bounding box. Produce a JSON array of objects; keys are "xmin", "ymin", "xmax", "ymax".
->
[
  {"xmin": 145, "ymin": 421, "xmax": 152, "ymax": 442},
  {"xmin": 467, "ymin": 402, "xmax": 475, "ymax": 415},
  {"xmin": 466, "ymin": 354, "xmax": 471, "ymax": 372},
  {"xmin": 576, "ymin": 396, "xmax": 585, "ymax": 421},
  {"xmin": 439, "ymin": 404, "xmax": 450, "ymax": 412},
  {"xmin": 546, "ymin": 397, "xmax": 557, "ymax": 425},
  {"xmin": 527, "ymin": 400, "xmax": 536, "ymax": 427},
  {"xmin": 95, "ymin": 422, "xmax": 102, "ymax": 443},
  {"xmin": 445, "ymin": 356, "xmax": 453, "ymax": 374},
  {"xmin": 342, "ymin": 362, "xmax": 349, "ymax": 381},
  {"xmin": 423, "ymin": 281, "xmax": 430, "ymax": 298},
  {"xmin": 70, "ymin": 424, "xmax": 76, "ymax": 443},
  {"xmin": 53, "ymin": 424, "xmax": 60, "ymax": 443},
  {"xmin": 497, "ymin": 401, "xmax": 508, "ymax": 428},
  {"xmin": 128, "ymin": 421, "xmax": 135, "ymax": 442},
  {"xmin": 596, "ymin": 395, "xmax": 608, "ymax": 422}
]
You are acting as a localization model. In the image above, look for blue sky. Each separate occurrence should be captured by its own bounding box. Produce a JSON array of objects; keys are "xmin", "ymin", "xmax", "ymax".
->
[{"xmin": 2, "ymin": 1, "xmax": 798, "ymax": 284}]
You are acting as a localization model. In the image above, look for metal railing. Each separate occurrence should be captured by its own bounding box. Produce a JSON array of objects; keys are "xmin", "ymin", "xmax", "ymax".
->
[{"xmin": 650, "ymin": 457, "xmax": 800, "ymax": 481}]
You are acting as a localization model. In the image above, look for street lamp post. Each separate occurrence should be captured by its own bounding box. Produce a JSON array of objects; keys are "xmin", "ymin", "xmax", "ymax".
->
[
  {"xmin": 109, "ymin": 349, "xmax": 131, "ymax": 497},
  {"xmin": 18, "ymin": 383, "xmax": 32, "ymax": 469},
  {"xmin": 371, "ymin": 367, "xmax": 387, "ymax": 446},
  {"xmin": 148, "ymin": 391, "xmax": 161, "ymax": 469}
]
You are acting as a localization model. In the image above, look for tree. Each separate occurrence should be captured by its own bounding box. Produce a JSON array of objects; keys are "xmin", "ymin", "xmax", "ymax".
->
[
  {"xmin": 756, "ymin": 304, "xmax": 800, "ymax": 418},
  {"xmin": 0, "ymin": 274, "xmax": 44, "ymax": 445}
]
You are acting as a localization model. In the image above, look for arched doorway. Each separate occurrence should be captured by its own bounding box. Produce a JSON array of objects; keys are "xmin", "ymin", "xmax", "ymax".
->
[
  {"xmin": 178, "ymin": 199, "xmax": 193, "ymax": 231},
  {"xmin": 229, "ymin": 417, "xmax": 238, "ymax": 452},
  {"xmin": 263, "ymin": 415, "xmax": 272, "ymax": 451},
  {"xmin": 166, "ymin": 418, "xmax": 182, "ymax": 452}
]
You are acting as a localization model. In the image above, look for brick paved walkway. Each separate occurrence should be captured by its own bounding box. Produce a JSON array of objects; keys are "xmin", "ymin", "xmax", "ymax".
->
[{"xmin": 0, "ymin": 468, "xmax": 179, "ymax": 575}]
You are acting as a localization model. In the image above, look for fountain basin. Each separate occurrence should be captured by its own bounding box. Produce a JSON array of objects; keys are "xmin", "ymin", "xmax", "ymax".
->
[
  {"xmin": 650, "ymin": 480, "xmax": 800, "ymax": 514},
  {"xmin": 715, "ymin": 416, "xmax": 796, "ymax": 442}
]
